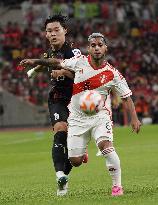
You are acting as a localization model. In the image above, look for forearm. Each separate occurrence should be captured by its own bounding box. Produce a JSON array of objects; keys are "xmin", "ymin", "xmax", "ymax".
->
[
  {"xmin": 51, "ymin": 69, "xmax": 75, "ymax": 79},
  {"xmin": 27, "ymin": 65, "xmax": 46, "ymax": 78},
  {"xmin": 122, "ymin": 96, "xmax": 141, "ymax": 133},
  {"xmin": 122, "ymin": 97, "xmax": 138, "ymax": 120},
  {"xmin": 34, "ymin": 65, "xmax": 45, "ymax": 72},
  {"xmin": 32, "ymin": 58, "xmax": 61, "ymax": 67},
  {"xmin": 62, "ymin": 69, "xmax": 75, "ymax": 79}
]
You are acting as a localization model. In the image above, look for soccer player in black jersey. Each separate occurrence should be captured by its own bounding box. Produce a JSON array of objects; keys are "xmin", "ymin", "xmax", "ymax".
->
[{"xmin": 20, "ymin": 14, "xmax": 83, "ymax": 196}]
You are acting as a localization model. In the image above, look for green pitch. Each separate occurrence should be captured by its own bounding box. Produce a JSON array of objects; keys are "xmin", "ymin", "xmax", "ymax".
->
[{"xmin": 0, "ymin": 125, "xmax": 158, "ymax": 205}]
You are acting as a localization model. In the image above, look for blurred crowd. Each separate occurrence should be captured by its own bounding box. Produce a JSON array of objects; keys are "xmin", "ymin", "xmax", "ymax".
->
[{"xmin": 0, "ymin": 0, "xmax": 158, "ymax": 124}]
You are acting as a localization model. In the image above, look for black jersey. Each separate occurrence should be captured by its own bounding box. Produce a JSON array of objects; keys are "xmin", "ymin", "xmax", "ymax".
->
[{"xmin": 45, "ymin": 42, "xmax": 79, "ymax": 105}]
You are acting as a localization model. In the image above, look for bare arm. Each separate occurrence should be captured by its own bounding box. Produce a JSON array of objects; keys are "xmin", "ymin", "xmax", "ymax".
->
[
  {"xmin": 51, "ymin": 69, "xmax": 75, "ymax": 80},
  {"xmin": 33, "ymin": 65, "xmax": 45, "ymax": 72},
  {"xmin": 19, "ymin": 58, "xmax": 63, "ymax": 78},
  {"xmin": 111, "ymin": 88, "xmax": 119, "ymax": 109},
  {"xmin": 20, "ymin": 58, "xmax": 61, "ymax": 67},
  {"xmin": 26, "ymin": 65, "xmax": 46, "ymax": 78},
  {"xmin": 122, "ymin": 96, "xmax": 141, "ymax": 133}
]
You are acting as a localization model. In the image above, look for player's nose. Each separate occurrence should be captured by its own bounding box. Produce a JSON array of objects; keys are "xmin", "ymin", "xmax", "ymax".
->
[
  {"xmin": 95, "ymin": 45, "xmax": 100, "ymax": 50},
  {"xmin": 50, "ymin": 31, "xmax": 56, "ymax": 36}
]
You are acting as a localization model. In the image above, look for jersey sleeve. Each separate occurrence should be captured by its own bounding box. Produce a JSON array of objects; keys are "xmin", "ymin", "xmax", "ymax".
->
[
  {"xmin": 61, "ymin": 56, "xmax": 80, "ymax": 72},
  {"xmin": 113, "ymin": 69, "xmax": 132, "ymax": 98}
]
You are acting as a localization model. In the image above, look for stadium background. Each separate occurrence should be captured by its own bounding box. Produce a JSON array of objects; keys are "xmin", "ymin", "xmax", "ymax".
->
[
  {"xmin": 0, "ymin": 1, "xmax": 158, "ymax": 205},
  {"xmin": 0, "ymin": 0, "xmax": 158, "ymax": 127}
]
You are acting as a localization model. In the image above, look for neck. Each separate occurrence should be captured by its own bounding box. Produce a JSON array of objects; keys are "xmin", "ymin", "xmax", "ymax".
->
[
  {"xmin": 90, "ymin": 56, "xmax": 105, "ymax": 67},
  {"xmin": 51, "ymin": 44, "xmax": 62, "ymax": 51}
]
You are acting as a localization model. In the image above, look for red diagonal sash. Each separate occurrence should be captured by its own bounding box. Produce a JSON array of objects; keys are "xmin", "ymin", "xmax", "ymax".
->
[{"xmin": 73, "ymin": 70, "xmax": 114, "ymax": 95}]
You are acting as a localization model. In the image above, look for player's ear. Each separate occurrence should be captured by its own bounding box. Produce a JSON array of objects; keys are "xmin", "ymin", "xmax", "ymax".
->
[{"xmin": 45, "ymin": 31, "xmax": 49, "ymax": 40}]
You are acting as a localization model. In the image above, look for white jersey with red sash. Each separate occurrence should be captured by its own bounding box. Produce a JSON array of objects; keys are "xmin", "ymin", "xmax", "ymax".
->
[{"xmin": 62, "ymin": 55, "xmax": 132, "ymax": 117}]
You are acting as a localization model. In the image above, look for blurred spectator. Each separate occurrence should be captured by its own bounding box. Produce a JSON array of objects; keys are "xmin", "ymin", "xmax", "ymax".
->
[
  {"xmin": 0, "ymin": 0, "xmax": 158, "ymax": 124},
  {"xmin": 115, "ymin": 3, "xmax": 126, "ymax": 33}
]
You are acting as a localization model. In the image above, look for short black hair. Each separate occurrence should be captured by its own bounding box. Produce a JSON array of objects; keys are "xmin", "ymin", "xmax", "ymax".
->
[{"xmin": 44, "ymin": 14, "xmax": 68, "ymax": 29}]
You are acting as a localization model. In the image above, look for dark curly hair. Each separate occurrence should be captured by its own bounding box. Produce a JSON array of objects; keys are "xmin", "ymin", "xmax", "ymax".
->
[{"xmin": 44, "ymin": 13, "xmax": 68, "ymax": 29}]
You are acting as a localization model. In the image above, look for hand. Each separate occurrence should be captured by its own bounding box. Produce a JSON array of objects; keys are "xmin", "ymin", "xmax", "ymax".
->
[
  {"xmin": 27, "ymin": 68, "xmax": 36, "ymax": 78},
  {"xmin": 112, "ymin": 102, "xmax": 119, "ymax": 109},
  {"xmin": 131, "ymin": 118, "xmax": 141, "ymax": 134},
  {"xmin": 19, "ymin": 59, "xmax": 36, "ymax": 66},
  {"xmin": 51, "ymin": 70, "xmax": 64, "ymax": 78}
]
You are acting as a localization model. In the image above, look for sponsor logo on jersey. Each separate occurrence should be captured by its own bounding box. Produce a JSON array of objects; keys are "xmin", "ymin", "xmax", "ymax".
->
[
  {"xmin": 72, "ymin": 49, "xmax": 81, "ymax": 56},
  {"xmin": 54, "ymin": 113, "xmax": 59, "ymax": 120},
  {"xmin": 43, "ymin": 53, "xmax": 48, "ymax": 58}
]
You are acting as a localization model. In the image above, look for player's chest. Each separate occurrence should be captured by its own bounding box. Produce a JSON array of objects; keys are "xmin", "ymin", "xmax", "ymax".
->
[
  {"xmin": 74, "ymin": 67, "xmax": 114, "ymax": 89},
  {"xmin": 48, "ymin": 51, "xmax": 64, "ymax": 59}
]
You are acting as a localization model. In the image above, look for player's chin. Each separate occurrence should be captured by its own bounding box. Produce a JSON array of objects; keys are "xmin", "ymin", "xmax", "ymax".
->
[
  {"xmin": 94, "ymin": 55, "xmax": 102, "ymax": 60},
  {"xmin": 50, "ymin": 40, "xmax": 59, "ymax": 45}
]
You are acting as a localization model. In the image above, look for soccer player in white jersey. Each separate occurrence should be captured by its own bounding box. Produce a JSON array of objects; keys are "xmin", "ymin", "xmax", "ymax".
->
[
  {"xmin": 21, "ymin": 33, "xmax": 141, "ymax": 196},
  {"xmin": 51, "ymin": 32, "xmax": 141, "ymax": 196}
]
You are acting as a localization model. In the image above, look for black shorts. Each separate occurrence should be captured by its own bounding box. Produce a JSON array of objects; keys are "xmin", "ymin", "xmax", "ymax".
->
[{"xmin": 48, "ymin": 99, "xmax": 69, "ymax": 126}]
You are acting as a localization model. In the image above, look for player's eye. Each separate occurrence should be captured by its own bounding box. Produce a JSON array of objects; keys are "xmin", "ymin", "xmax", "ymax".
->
[
  {"xmin": 91, "ymin": 44, "xmax": 96, "ymax": 47},
  {"xmin": 99, "ymin": 43, "xmax": 103, "ymax": 47},
  {"xmin": 53, "ymin": 28, "xmax": 60, "ymax": 32}
]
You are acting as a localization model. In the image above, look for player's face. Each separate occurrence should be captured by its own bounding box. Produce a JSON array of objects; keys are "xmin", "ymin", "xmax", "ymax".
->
[
  {"xmin": 88, "ymin": 37, "xmax": 107, "ymax": 60},
  {"xmin": 45, "ymin": 22, "xmax": 67, "ymax": 47}
]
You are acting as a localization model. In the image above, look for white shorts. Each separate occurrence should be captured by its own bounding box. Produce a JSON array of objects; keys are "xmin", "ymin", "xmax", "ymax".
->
[{"xmin": 67, "ymin": 111, "xmax": 113, "ymax": 157}]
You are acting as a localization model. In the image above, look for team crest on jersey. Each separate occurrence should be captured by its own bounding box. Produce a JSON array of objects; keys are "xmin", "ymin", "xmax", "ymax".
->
[
  {"xmin": 100, "ymin": 75, "xmax": 107, "ymax": 84},
  {"xmin": 72, "ymin": 49, "xmax": 81, "ymax": 56}
]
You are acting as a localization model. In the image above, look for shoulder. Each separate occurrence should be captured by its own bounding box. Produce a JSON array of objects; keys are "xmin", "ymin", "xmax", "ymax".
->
[
  {"xmin": 62, "ymin": 54, "xmax": 85, "ymax": 66},
  {"xmin": 61, "ymin": 43, "xmax": 79, "ymax": 59},
  {"xmin": 106, "ymin": 62, "xmax": 117, "ymax": 72},
  {"xmin": 72, "ymin": 48, "xmax": 82, "ymax": 57},
  {"xmin": 64, "ymin": 42, "xmax": 82, "ymax": 56},
  {"xmin": 106, "ymin": 62, "xmax": 124, "ymax": 80},
  {"xmin": 70, "ymin": 54, "xmax": 86, "ymax": 62}
]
